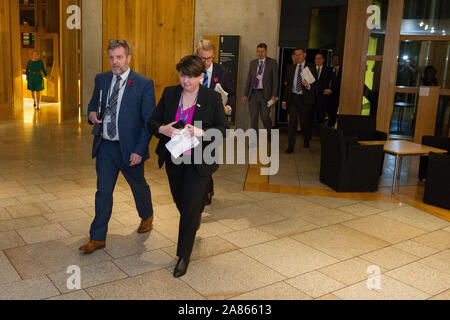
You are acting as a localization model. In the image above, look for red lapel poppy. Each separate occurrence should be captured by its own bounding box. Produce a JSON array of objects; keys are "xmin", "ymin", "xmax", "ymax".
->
[
  {"xmin": 214, "ymin": 77, "xmax": 219, "ymax": 83},
  {"xmin": 128, "ymin": 81, "xmax": 134, "ymax": 86}
]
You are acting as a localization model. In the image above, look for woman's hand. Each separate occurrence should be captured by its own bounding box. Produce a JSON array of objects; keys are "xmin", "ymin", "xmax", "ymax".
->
[
  {"xmin": 158, "ymin": 122, "xmax": 180, "ymax": 138},
  {"xmin": 185, "ymin": 124, "xmax": 205, "ymax": 137}
]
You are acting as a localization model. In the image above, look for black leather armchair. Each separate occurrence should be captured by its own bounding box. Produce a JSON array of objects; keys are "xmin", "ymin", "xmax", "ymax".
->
[
  {"xmin": 418, "ymin": 136, "xmax": 450, "ymax": 180},
  {"xmin": 319, "ymin": 125, "xmax": 384, "ymax": 192},
  {"xmin": 423, "ymin": 152, "xmax": 450, "ymax": 210},
  {"xmin": 337, "ymin": 115, "xmax": 387, "ymax": 141}
]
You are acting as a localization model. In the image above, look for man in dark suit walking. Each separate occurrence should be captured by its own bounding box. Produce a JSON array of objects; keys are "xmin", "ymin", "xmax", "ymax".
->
[
  {"xmin": 314, "ymin": 52, "xmax": 333, "ymax": 124},
  {"xmin": 328, "ymin": 54, "xmax": 342, "ymax": 128},
  {"xmin": 195, "ymin": 39, "xmax": 235, "ymax": 206},
  {"xmin": 80, "ymin": 40, "xmax": 155, "ymax": 253},
  {"xmin": 282, "ymin": 47, "xmax": 318, "ymax": 152},
  {"xmin": 243, "ymin": 43, "xmax": 278, "ymax": 140}
]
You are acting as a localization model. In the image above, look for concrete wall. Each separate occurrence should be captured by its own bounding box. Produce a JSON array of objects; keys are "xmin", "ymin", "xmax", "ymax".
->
[
  {"xmin": 81, "ymin": 0, "xmax": 102, "ymax": 115},
  {"xmin": 194, "ymin": 0, "xmax": 281, "ymax": 129}
]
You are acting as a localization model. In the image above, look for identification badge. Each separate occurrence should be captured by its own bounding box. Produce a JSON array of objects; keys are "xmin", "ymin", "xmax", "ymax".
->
[
  {"xmin": 104, "ymin": 115, "xmax": 111, "ymax": 123},
  {"xmin": 257, "ymin": 74, "xmax": 263, "ymax": 80}
]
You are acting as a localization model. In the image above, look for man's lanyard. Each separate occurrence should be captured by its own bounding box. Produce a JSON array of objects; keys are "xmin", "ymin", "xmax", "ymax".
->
[
  {"xmin": 257, "ymin": 59, "xmax": 266, "ymax": 75},
  {"xmin": 179, "ymin": 92, "xmax": 199, "ymax": 123}
]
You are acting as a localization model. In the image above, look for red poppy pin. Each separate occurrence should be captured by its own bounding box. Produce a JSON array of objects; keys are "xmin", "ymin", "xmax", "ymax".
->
[
  {"xmin": 128, "ymin": 81, "xmax": 134, "ymax": 86},
  {"xmin": 214, "ymin": 77, "xmax": 219, "ymax": 83}
]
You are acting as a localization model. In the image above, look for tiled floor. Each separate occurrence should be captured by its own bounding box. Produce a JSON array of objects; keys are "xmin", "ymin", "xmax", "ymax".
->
[{"xmin": 0, "ymin": 112, "xmax": 449, "ymax": 300}]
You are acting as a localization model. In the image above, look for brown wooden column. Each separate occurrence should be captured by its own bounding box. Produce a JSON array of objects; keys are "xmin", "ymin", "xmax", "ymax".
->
[
  {"xmin": 60, "ymin": 0, "xmax": 81, "ymax": 121},
  {"xmin": 0, "ymin": 0, "xmax": 13, "ymax": 108},
  {"xmin": 338, "ymin": 0, "xmax": 372, "ymax": 115},
  {"xmin": 10, "ymin": 0, "xmax": 23, "ymax": 110},
  {"xmin": 414, "ymin": 86, "xmax": 441, "ymax": 143},
  {"xmin": 376, "ymin": 0, "xmax": 404, "ymax": 133}
]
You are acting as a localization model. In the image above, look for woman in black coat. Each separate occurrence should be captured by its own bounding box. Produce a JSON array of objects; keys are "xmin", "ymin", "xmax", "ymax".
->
[{"xmin": 147, "ymin": 55, "xmax": 228, "ymax": 277}]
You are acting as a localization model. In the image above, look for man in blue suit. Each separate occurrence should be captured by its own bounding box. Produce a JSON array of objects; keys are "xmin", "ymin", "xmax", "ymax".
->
[{"xmin": 80, "ymin": 40, "xmax": 155, "ymax": 253}]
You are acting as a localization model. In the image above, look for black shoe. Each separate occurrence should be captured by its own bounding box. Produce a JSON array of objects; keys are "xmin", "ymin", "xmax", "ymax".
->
[
  {"xmin": 173, "ymin": 257, "xmax": 190, "ymax": 278},
  {"xmin": 206, "ymin": 191, "xmax": 213, "ymax": 206},
  {"xmin": 285, "ymin": 147, "xmax": 294, "ymax": 154},
  {"xmin": 303, "ymin": 141, "xmax": 310, "ymax": 148}
]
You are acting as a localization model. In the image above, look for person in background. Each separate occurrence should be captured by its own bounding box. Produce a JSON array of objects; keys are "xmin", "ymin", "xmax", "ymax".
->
[
  {"xmin": 422, "ymin": 65, "xmax": 438, "ymax": 86},
  {"xmin": 313, "ymin": 53, "xmax": 333, "ymax": 124},
  {"xmin": 26, "ymin": 50, "xmax": 47, "ymax": 110},
  {"xmin": 195, "ymin": 39, "xmax": 235, "ymax": 206},
  {"xmin": 327, "ymin": 54, "xmax": 342, "ymax": 128},
  {"xmin": 282, "ymin": 47, "xmax": 317, "ymax": 152},
  {"xmin": 147, "ymin": 55, "xmax": 228, "ymax": 277},
  {"xmin": 243, "ymin": 43, "xmax": 279, "ymax": 143}
]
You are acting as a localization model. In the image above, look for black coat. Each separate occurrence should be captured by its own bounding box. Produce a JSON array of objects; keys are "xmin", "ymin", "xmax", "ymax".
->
[
  {"xmin": 208, "ymin": 62, "xmax": 236, "ymax": 110},
  {"xmin": 147, "ymin": 85, "xmax": 229, "ymax": 177}
]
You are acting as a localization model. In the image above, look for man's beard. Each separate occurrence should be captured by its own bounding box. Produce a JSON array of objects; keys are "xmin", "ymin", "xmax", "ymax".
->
[{"xmin": 111, "ymin": 66, "xmax": 127, "ymax": 75}]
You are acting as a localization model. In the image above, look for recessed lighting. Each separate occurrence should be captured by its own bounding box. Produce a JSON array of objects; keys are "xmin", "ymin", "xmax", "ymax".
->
[
  {"xmin": 424, "ymin": 24, "xmax": 429, "ymax": 30},
  {"xmin": 403, "ymin": 55, "xmax": 409, "ymax": 60},
  {"xmin": 419, "ymin": 21, "xmax": 424, "ymax": 27}
]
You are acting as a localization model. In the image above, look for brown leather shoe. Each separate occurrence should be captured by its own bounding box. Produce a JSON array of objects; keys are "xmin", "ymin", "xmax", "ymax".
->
[
  {"xmin": 137, "ymin": 216, "xmax": 153, "ymax": 233},
  {"xmin": 79, "ymin": 240, "xmax": 106, "ymax": 253}
]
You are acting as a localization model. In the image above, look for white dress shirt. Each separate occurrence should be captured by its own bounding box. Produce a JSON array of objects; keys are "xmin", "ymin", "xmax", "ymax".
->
[{"xmin": 103, "ymin": 67, "xmax": 131, "ymax": 141}]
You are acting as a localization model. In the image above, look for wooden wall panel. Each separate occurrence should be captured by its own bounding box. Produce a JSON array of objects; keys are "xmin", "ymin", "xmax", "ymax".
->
[
  {"xmin": 414, "ymin": 86, "xmax": 441, "ymax": 143},
  {"xmin": 376, "ymin": 0, "xmax": 404, "ymax": 133},
  {"xmin": 10, "ymin": 0, "xmax": 23, "ymax": 110},
  {"xmin": 102, "ymin": 0, "xmax": 195, "ymax": 100},
  {"xmin": 339, "ymin": 0, "xmax": 372, "ymax": 115},
  {"xmin": 60, "ymin": 0, "xmax": 81, "ymax": 120},
  {"xmin": 0, "ymin": 0, "xmax": 13, "ymax": 107}
]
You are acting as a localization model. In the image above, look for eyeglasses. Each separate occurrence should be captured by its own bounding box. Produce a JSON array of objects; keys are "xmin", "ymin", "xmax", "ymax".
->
[{"xmin": 200, "ymin": 56, "xmax": 214, "ymax": 62}]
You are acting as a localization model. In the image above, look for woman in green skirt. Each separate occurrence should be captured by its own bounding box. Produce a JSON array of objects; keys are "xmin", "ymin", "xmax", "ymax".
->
[{"xmin": 26, "ymin": 50, "xmax": 47, "ymax": 110}]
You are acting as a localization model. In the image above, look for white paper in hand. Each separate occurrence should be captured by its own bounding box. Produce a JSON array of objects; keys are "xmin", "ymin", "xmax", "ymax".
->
[
  {"xmin": 165, "ymin": 128, "xmax": 200, "ymax": 159},
  {"xmin": 301, "ymin": 67, "xmax": 316, "ymax": 85},
  {"xmin": 215, "ymin": 83, "xmax": 229, "ymax": 106}
]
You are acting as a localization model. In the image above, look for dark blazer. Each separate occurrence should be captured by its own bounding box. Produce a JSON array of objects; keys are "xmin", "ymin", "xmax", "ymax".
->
[
  {"xmin": 244, "ymin": 57, "xmax": 279, "ymax": 101},
  {"xmin": 147, "ymin": 85, "xmax": 229, "ymax": 177},
  {"xmin": 208, "ymin": 62, "xmax": 236, "ymax": 110},
  {"xmin": 315, "ymin": 66, "xmax": 333, "ymax": 94},
  {"xmin": 88, "ymin": 69, "xmax": 155, "ymax": 164},
  {"xmin": 283, "ymin": 62, "xmax": 318, "ymax": 105},
  {"xmin": 330, "ymin": 66, "xmax": 342, "ymax": 103}
]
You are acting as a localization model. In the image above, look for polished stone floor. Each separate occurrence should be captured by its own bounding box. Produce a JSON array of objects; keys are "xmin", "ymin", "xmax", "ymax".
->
[{"xmin": 0, "ymin": 107, "xmax": 449, "ymax": 300}]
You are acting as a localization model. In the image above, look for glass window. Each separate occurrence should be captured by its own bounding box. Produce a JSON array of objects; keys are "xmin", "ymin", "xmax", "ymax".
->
[
  {"xmin": 389, "ymin": 93, "xmax": 418, "ymax": 136},
  {"xmin": 402, "ymin": 0, "xmax": 450, "ymax": 35},
  {"xmin": 362, "ymin": 60, "xmax": 383, "ymax": 117},
  {"xmin": 435, "ymin": 95, "xmax": 450, "ymax": 137},
  {"xmin": 368, "ymin": 0, "xmax": 389, "ymax": 56},
  {"xmin": 397, "ymin": 40, "xmax": 450, "ymax": 88}
]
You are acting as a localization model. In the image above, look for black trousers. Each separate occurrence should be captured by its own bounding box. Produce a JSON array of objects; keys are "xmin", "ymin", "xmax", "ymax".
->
[
  {"xmin": 288, "ymin": 94, "xmax": 314, "ymax": 149},
  {"xmin": 327, "ymin": 97, "xmax": 339, "ymax": 128},
  {"xmin": 165, "ymin": 158, "xmax": 210, "ymax": 259}
]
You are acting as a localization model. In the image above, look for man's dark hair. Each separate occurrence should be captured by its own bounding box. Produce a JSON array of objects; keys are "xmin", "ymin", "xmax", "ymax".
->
[
  {"xmin": 108, "ymin": 39, "xmax": 131, "ymax": 56},
  {"xmin": 257, "ymin": 43, "xmax": 268, "ymax": 50},
  {"xmin": 294, "ymin": 47, "xmax": 306, "ymax": 54},
  {"xmin": 315, "ymin": 52, "xmax": 325, "ymax": 59},
  {"xmin": 176, "ymin": 55, "xmax": 205, "ymax": 77}
]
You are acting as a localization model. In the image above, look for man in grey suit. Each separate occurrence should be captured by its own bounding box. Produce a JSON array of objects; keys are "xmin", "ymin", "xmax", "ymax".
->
[{"xmin": 243, "ymin": 43, "xmax": 278, "ymax": 140}]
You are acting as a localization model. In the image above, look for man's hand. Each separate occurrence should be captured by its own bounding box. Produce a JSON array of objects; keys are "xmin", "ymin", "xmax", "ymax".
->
[
  {"xmin": 243, "ymin": 96, "xmax": 248, "ymax": 105},
  {"xmin": 224, "ymin": 105, "xmax": 232, "ymax": 114},
  {"xmin": 323, "ymin": 89, "xmax": 332, "ymax": 95},
  {"xmin": 282, "ymin": 102, "xmax": 287, "ymax": 110},
  {"xmin": 129, "ymin": 153, "xmax": 142, "ymax": 167},
  {"xmin": 302, "ymin": 79, "xmax": 310, "ymax": 88},
  {"xmin": 89, "ymin": 111, "xmax": 102, "ymax": 124},
  {"xmin": 271, "ymin": 96, "xmax": 277, "ymax": 105}
]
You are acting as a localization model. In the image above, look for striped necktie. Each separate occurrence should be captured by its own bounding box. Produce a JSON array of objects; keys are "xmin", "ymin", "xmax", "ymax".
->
[
  {"xmin": 296, "ymin": 64, "xmax": 303, "ymax": 93},
  {"xmin": 203, "ymin": 70, "xmax": 209, "ymax": 87},
  {"xmin": 107, "ymin": 75, "xmax": 122, "ymax": 139}
]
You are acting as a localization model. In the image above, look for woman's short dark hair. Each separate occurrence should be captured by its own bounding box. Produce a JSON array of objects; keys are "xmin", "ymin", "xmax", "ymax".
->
[{"xmin": 176, "ymin": 55, "xmax": 205, "ymax": 77}]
